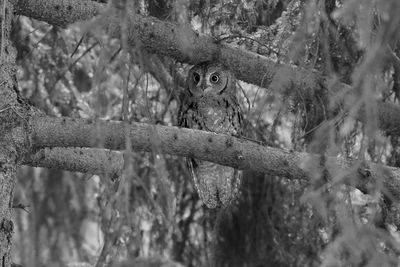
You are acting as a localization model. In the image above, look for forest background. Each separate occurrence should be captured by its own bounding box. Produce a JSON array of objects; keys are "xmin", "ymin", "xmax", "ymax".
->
[{"xmin": 1, "ymin": 0, "xmax": 400, "ymax": 266}]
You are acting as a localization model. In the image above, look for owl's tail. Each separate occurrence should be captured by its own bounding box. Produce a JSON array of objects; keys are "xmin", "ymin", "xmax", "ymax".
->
[{"xmin": 189, "ymin": 160, "xmax": 241, "ymax": 209}]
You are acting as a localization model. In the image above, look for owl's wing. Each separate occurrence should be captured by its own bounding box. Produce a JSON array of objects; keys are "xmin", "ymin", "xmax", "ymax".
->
[
  {"xmin": 178, "ymin": 93, "xmax": 199, "ymax": 128},
  {"xmin": 226, "ymin": 95, "xmax": 243, "ymax": 137}
]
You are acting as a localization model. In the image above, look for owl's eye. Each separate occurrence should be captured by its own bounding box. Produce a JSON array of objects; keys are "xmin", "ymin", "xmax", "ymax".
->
[
  {"xmin": 193, "ymin": 72, "xmax": 200, "ymax": 84},
  {"xmin": 210, "ymin": 73, "xmax": 220, "ymax": 84}
]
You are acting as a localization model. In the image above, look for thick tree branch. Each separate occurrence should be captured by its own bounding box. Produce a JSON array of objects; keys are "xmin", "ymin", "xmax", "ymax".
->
[
  {"xmin": 26, "ymin": 116, "xmax": 400, "ymax": 201},
  {"xmin": 23, "ymin": 147, "xmax": 123, "ymax": 178},
  {"xmin": 10, "ymin": 0, "xmax": 400, "ymax": 204},
  {"xmin": 0, "ymin": 1, "xmax": 32, "ymax": 266},
  {"xmin": 12, "ymin": 0, "xmax": 101, "ymax": 27},
  {"xmin": 10, "ymin": 0, "xmax": 400, "ymax": 201},
  {"xmin": 12, "ymin": 0, "xmax": 400, "ymax": 138},
  {"xmin": 12, "ymin": 0, "xmax": 313, "ymax": 89}
]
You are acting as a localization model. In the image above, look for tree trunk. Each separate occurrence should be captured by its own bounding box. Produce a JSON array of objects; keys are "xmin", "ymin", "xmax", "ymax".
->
[{"xmin": 0, "ymin": 1, "xmax": 33, "ymax": 265}]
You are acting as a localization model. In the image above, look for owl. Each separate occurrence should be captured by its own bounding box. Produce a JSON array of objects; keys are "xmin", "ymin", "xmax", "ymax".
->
[{"xmin": 178, "ymin": 62, "xmax": 243, "ymax": 209}]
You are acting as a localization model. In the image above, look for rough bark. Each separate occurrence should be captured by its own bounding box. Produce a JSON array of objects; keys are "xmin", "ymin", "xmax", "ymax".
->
[
  {"xmin": 9, "ymin": 0, "xmax": 400, "ymax": 204},
  {"xmin": 11, "ymin": 0, "xmax": 316, "ymax": 87},
  {"xmin": 11, "ymin": 0, "xmax": 400, "ymax": 138},
  {"xmin": 0, "ymin": 1, "xmax": 30, "ymax": 266},
  {"xmin": 23, "ymin": 116, "xmax": 400, "ymax": 202},
  {"xmin": 23, "ymin": 147, "xmax": 123, "ymax": 178},
  {"xmin": 12, "ymin": 0, "xmax": 101, "ymax": 27}
]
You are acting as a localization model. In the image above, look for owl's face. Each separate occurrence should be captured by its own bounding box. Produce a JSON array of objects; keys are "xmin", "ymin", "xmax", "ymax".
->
[{"xmin": 187, "ymin": 63, "xmax": 236, "ymax": 97}]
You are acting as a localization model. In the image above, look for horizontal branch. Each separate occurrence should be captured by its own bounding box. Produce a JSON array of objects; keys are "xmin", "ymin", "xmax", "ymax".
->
[
  {"xmin": 12, "ymin": 0, "xmax": 296, "ymax": 87},
  {"xmin": 29, "ymin": 116, "xmax": 301, "ymax": 177},
  {"xmin": 26, "ymin": 116, "xmax": 400, "ymax": 201},
  {"xmin": 10, "ymin": 0, "xmax": 400, "ymax": 201},
  {"xmin": 12, "ymin": 0, "xmax": 400, "ymax": 138},
  {"xmin": 23, "ymin": 147, "xmax": 123, "ymax": 178},
  {"xmin": 12, "ymin": 0, "xmax": 102, "ymax": 27}
]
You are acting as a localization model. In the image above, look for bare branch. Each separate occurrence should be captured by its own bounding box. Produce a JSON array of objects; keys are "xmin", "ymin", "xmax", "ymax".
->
[
  {"xmin": 12, "ymin": 0, "xmax": 400, "ymax": 138},
  {"xmin": 23, "ymin": 147, "xmax": 123, "ymax": 178},
  {"xmin": 12, "ymin": 0, "xmax": 311, "ymax": 89},
  {"xmin": 12, "ymin": 0, "xmax": 101, "ymax": 27},
  {"xmin": 26, "ymin": 116, "xmax": 400, "ymax": 201}
]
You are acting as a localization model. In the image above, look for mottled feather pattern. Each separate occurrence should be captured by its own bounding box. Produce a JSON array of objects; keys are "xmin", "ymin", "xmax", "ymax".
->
[
  {"xmin": 179, "ymin": 63, "xmax": 243, "ymax": 209},
  {"xmin": 188, "ymin": 160, "xmax": 242, "ymax": 209}
]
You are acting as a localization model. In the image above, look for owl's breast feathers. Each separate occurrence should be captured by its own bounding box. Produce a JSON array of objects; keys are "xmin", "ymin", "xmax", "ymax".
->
[{"xmin": 179, "ymin": 94, "xmax": 242, "ymax": 136}]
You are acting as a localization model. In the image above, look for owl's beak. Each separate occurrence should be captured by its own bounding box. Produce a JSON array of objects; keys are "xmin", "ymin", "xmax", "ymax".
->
[{"xmin": 203, "ymin": 87, "xmax": 213, "ymax": 94}]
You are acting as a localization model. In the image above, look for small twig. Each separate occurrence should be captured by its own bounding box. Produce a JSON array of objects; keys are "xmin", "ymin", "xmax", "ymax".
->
[
  {"xmin": 109, "ymin": 46, "xmax": 122, "ymax": 63},
  {"xmin": 0, "ymin": 105, "xmax": 11, "ymax": 113},
  {"xmin": 70, "ymin": 35, "xmax": 85, "ymax": 58},
  {"xmin": 12, "ymin": 203, "xmax": 30, "ymax": 213},
  {"xmin": 21, "ymin": 27, "xmax": 53, "ymax": 61},
  {"xmin": 53, "ymin": 41, "xmax": 99, "ymax": 86},
  {"xmin": 387, "ymin": 44, "xmax": 400, "ymax": 69}
]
